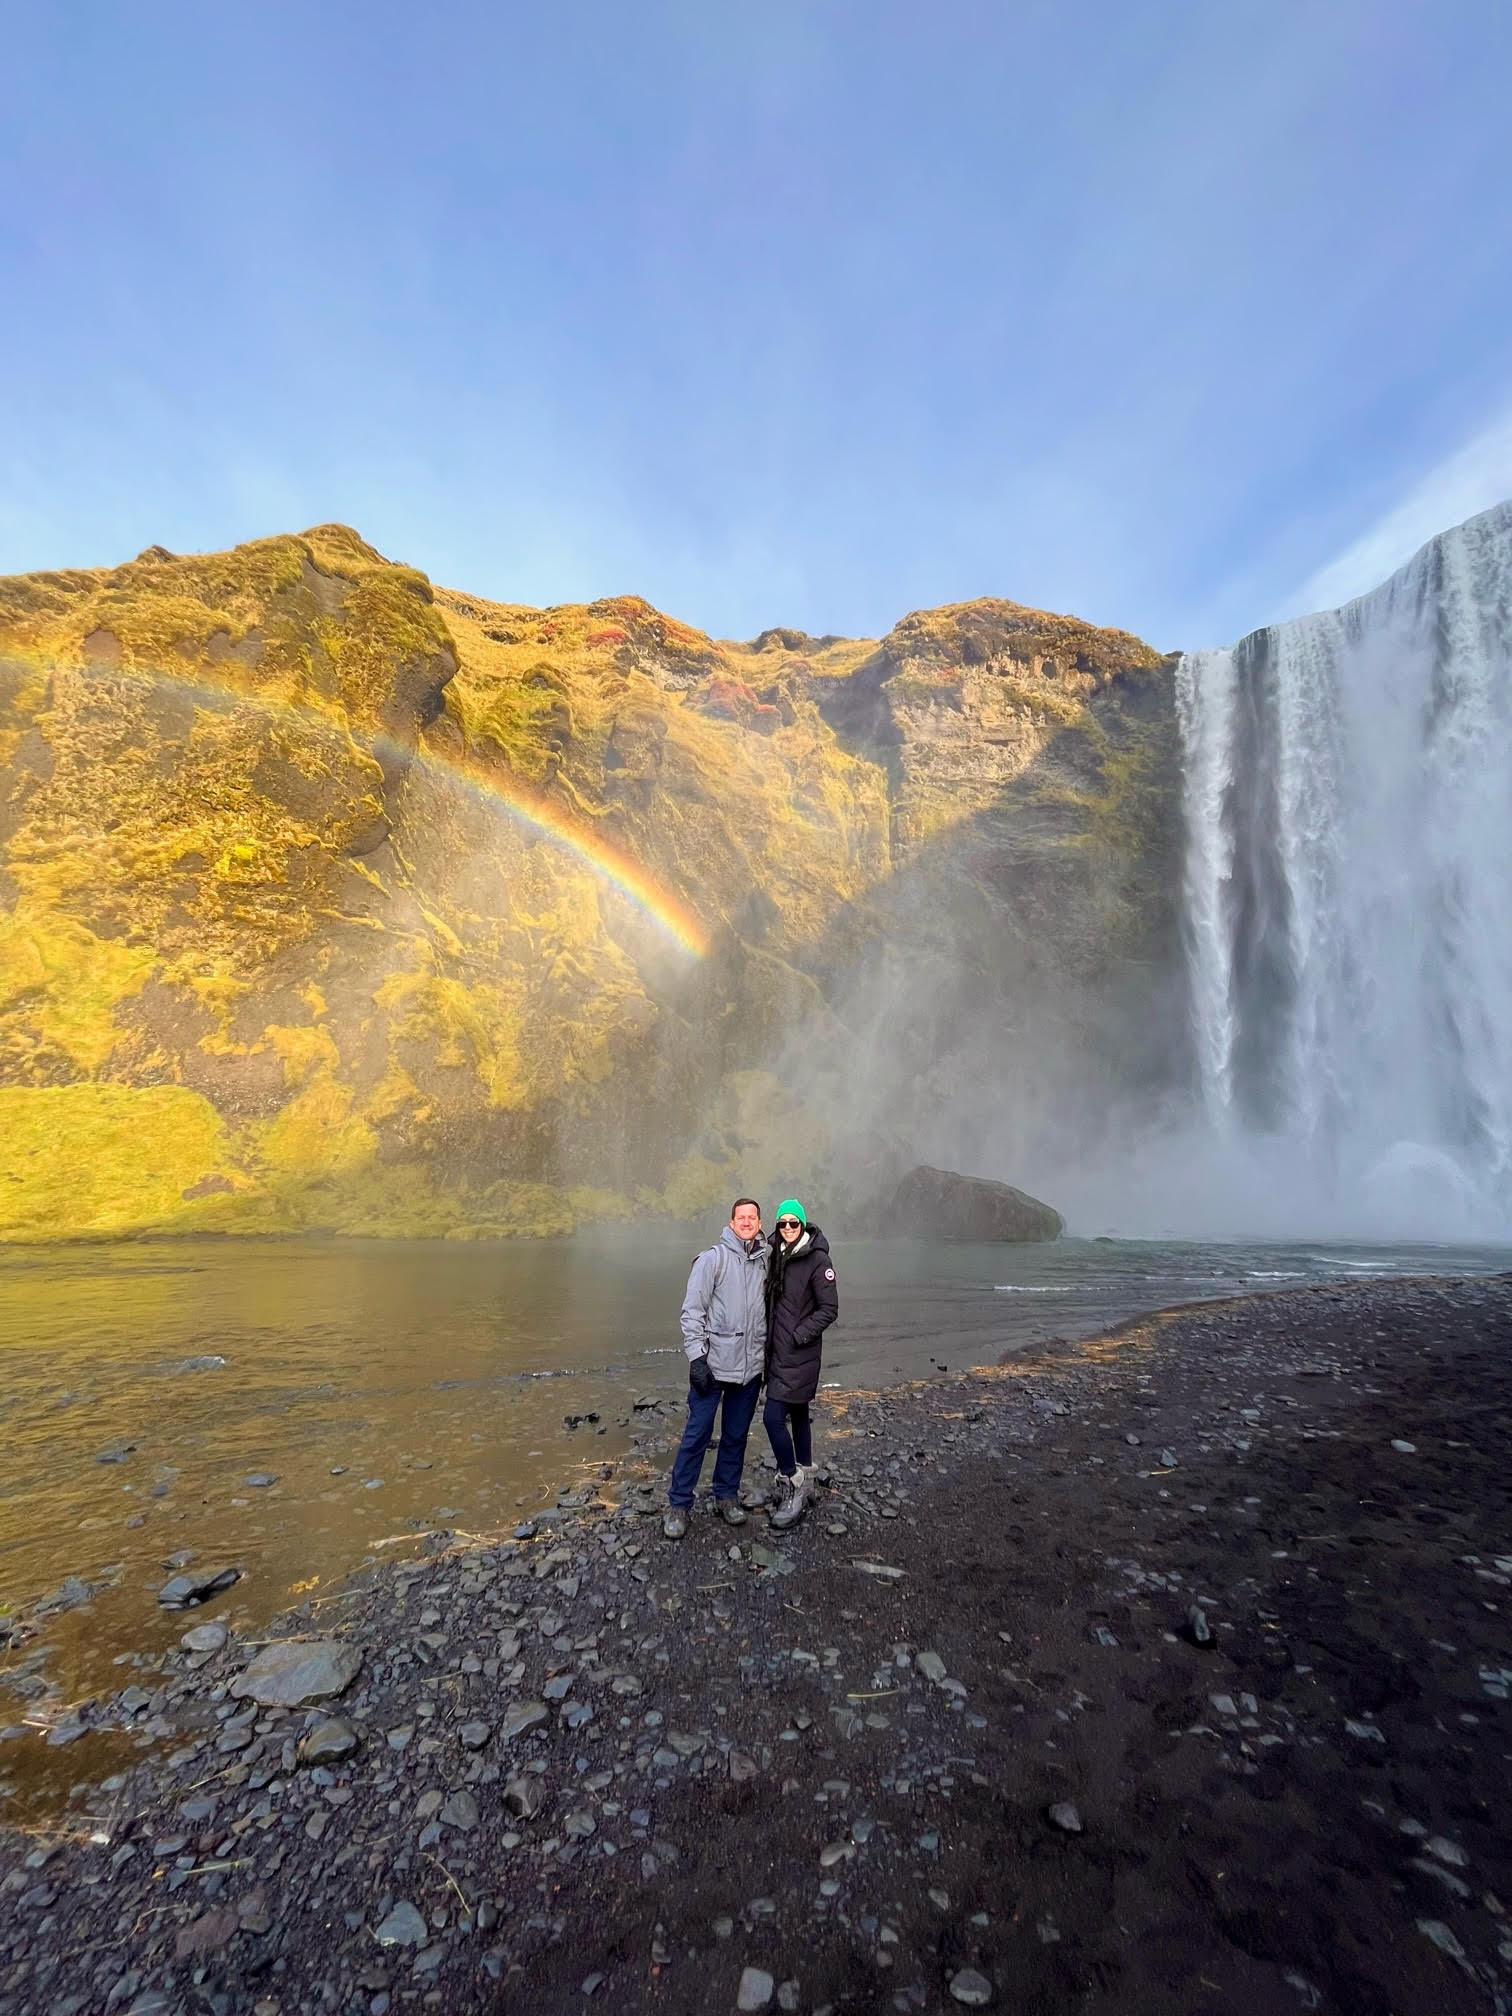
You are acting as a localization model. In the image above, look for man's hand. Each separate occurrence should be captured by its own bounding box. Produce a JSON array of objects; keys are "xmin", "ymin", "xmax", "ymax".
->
[{"xmin": 689, "ymin": 1354, "xmax": 715, "ymax": 1398}]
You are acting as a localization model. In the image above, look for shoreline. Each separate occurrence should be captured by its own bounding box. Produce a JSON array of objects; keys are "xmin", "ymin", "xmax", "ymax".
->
[{"xmin": 2, "ymin": 1270, "xmax": 1510, "ymax": 2015}]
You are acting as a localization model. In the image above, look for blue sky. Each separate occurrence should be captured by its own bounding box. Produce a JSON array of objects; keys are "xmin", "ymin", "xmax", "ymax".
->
[{"xmin": 3, "ymin": 0, "xmax": 1510, "ymax": 649}]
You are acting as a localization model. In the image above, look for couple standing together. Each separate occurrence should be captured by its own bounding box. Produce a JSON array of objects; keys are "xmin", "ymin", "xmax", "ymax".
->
[{"xmin": 662, "ymin": 1195, "xmax": 838, "ymax": 1540}]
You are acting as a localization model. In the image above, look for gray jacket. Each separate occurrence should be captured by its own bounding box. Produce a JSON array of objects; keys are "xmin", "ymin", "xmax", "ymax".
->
[{"xmin": 680, "ymin": 1224, "xmax": 767, "ymax": 1385}]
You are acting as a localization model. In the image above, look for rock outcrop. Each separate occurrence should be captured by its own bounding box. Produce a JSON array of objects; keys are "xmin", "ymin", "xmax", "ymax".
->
[
  {"xmin": 0, "ymin": 528, "xmax": 1182, "ymax": 1239},
  {"xmin": 889, "ymin": 1164, "xmax": 1064, "ymax": 1242}
]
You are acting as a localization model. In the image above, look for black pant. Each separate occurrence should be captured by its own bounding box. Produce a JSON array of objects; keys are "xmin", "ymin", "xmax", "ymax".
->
[{"xmin": 763, "ymin": 1397, "xmax": 812, "ymax": 1475}]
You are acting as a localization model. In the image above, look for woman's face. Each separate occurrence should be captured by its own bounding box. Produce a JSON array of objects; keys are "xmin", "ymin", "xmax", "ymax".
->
[{"xmin": 777, "ymin": 1216, "xmax": 803, "ymax": 1245}]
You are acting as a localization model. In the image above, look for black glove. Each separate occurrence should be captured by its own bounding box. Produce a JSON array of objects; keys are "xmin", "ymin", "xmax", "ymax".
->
[{"xmin": 689, "ymin": 1354, "xmax": 715, "ymax": 1398}]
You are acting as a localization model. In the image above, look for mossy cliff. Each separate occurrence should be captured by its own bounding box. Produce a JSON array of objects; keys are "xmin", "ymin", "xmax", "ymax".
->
[{"xmin": 0, "ymin": 529, "xmax": 1180, "ymax": 1239}]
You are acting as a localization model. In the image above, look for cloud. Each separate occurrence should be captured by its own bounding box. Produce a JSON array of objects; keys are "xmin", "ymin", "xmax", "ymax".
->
[{"xmin": 1283, "ymin": 401, "xmax": 1512, "ymax": 617}]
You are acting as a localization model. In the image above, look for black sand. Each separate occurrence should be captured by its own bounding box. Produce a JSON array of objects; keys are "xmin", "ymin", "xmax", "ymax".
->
[{"xmin": 2, "ymin": 1272, "xmax": 1509, "ymax": 2016}]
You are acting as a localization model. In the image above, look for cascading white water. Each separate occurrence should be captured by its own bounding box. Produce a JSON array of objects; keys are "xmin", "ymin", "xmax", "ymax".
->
[{"xmin": 1176, "ymin": 499, "xmax": 1512, "ymax": 1239}]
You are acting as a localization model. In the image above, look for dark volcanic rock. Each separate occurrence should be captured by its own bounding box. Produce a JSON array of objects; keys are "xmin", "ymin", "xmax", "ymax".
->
[
  {"xmin": 890, "ymin": 1164, "xmax": 1063, "ymax": 1241},
  {"xmin": 157, "ymin": 1565, "xmax": 241, "ymax": 1609}
]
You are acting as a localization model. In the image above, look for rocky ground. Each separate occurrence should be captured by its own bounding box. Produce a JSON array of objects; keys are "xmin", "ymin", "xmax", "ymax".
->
[{"xmin": 2, "ymin": 1273, "xmax": 1510, "ymax": 2016}]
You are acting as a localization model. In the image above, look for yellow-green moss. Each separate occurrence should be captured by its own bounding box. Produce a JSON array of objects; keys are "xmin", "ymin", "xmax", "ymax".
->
[
  {"xmin": 0, "ymin": 1084, "xmax": 231, "ymax": 1239},
  {"xmin": 0, "ymin": 910, "xmax": 154, "ymax": 1076}
]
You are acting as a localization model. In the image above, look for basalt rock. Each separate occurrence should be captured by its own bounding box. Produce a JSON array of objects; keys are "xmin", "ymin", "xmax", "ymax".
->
[{"xmin": 890, "ymin": 1164, "xmax": 1063, "ymax": 1242}]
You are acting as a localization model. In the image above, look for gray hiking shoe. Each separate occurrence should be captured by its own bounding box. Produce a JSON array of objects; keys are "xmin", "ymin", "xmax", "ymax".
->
[
  {"xmin": 770, "ymin": 1471, "xmax": 809, "ymax": 1531},
  {"xmin": 713, "ymin": 1498, "xmax": 747, "ymax": 1526},
  {"xmin": 662, "ymin": 1507, "xmax": 688, "ymax": 1540}
]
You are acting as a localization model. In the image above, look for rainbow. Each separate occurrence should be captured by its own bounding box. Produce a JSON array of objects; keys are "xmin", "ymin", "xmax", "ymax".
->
[
  {"xmin": 27, "ymin": 656, "xmax": 712, "ymax": 959},
  {"xmin": 401, "ymin": 743, "xmax": 711, "ymax": 958}
]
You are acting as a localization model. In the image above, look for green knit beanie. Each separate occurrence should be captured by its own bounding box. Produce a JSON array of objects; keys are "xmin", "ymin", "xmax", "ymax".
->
[{"xmin": 775, "ymin": 1197, "xmax": 807, "ymax": 1225}]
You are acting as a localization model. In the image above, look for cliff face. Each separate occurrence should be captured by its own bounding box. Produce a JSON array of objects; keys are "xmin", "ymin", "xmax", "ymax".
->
[{"xmin": 0, "ymin": 527, "xmax": 1181, "ymax": 1239}]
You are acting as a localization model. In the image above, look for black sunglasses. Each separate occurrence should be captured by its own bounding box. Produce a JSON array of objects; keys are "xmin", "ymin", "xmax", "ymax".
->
[{"xmin": 775, "ymin": 1217, "xmax": 802, "ymax": 1229}]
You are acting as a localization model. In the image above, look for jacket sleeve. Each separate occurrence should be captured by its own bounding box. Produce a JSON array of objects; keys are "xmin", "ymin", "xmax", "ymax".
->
[
  {"xmin": 791, "ymin": 1262, "xmax": 838, "ymax": 1349},
  {"xmin": 680, "ymin": 1250, "xmax": 715, "ymax": 1360}
]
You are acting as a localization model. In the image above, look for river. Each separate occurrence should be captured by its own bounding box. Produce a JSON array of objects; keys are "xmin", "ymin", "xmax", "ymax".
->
[{"xmin": 2, "ymin": 1226, "xmax": 1508, "ymax": 1779}]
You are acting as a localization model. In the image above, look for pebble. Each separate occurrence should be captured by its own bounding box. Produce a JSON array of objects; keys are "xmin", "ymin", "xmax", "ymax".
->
[
  {"xmin": 949, "ymin": 1969, "xmax": 993, "ymax": 2006},
  {"xmin": 1047, "ymin": 1802, "xmax": 1084, "ymax": 1833},
  {"xmin": 501, "ymin": 1699, "xmax": 549, "ymax": 1740},
  {"xmin": 181, "ymin": 1621, "xmax": 228, "ymax": 1654},
  {"xmin": 1184, "ymin": 1605, "xmax": 1214, "ymax": 1647},
  {"xmin": 504, "ymin": 1776, "xmax": 547, "ymax": 1819},
  {"xmin": 458, "ymin": 1720, "xmax": 492, "ymax": 1750},
  {"xmin": 915, "ymin": 1651, "xmax": 946, "ymax": 1683},
  {"xmin": 299, "ymin": 1717, "xmax": 359, "ymax": 1764},
  {"xmin": 1390, "ymin": 1440, "xmax": 1417, "ymax": 1454},
  {"xmin": 440, "ymin": 1790, "xmax": 479, "ymax": 1832},
  {"xmin": 737, "ymin": 1967, "xmax": 775, "ymax": 2011},
  {"xmin": 374, "ymin": 1901, "xmax": 429, "ymax": 1947}
]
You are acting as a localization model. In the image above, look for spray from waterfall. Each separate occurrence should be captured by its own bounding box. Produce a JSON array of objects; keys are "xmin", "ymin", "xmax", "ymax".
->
[{"xmin": 1176, "ymin": 499, "xmax": 1512, "ymax": 1239}]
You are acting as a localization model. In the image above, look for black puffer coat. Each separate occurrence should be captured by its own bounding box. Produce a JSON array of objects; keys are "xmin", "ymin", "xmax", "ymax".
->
[{"xmin": 764, "ymin": 1226, "xmax": 839, "ymax": 1407}]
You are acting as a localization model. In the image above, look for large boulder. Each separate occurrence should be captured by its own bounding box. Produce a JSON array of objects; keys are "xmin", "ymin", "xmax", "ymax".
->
[{"xmin": 890, "ymin": 1164, "xmax": 1063, "ymax": 1242}]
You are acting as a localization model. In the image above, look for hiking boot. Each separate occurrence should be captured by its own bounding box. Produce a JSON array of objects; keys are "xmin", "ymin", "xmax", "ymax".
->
[
  {"xmin": 662, "ymin": 1507, "xmax": 688, "ymax": 1540},
  {"xmin": 770, "ymin": 1470, "xmax": 809, "ymax": 1531},
  {"xmin": 713, "ymin": 1499, "xmax": 747, "ymax": 1526}
]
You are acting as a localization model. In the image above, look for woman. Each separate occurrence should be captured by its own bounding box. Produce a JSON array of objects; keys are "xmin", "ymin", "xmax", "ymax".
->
[{"xmin": 763, "ymin": 1197, "xmax": 839, "ymax": 1530}]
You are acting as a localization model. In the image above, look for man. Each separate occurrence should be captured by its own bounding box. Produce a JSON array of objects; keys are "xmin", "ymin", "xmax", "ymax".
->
[{"xmin": 663, "ymin": 1197, "xmax": 768, "ymax": 1539}]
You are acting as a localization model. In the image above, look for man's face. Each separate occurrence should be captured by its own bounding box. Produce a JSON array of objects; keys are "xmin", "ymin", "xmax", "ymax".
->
[{"xmin": 730, "ymin": 1203, "xmax": 762, "ymax": 1241}]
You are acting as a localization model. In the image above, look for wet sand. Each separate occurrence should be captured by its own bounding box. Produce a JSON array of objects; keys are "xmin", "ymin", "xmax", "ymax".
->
[{"xmin": 1, "ymin": 1271, "xmax": 1509, "ymax": 2016}]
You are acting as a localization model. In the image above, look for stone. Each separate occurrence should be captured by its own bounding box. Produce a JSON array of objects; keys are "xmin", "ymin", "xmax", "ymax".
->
[
  {"xmin": 244, "ymin": 1473, "xmax": 279, "ymax": 1488},
  {"xmin": 440, "ymin": 1790, "xmax": 479, "ymax": 1832},
  {"xmin": 374, "ymin": 1901, "xmax": 429, "ymax": 1947},
  {"xmin": 502, "ymin": 1699, "xmax": 550, "ymax": 1740},
  {"xmin": 233, "ymin": 1639, "xmax": 361, "ymax": 1708},
  {"xmin": 298, "ymin": 1717, "xmax": 358, "ymax": 1764},
  {"xmin": 851, "ymin": 1559, "xmax": 905, "ymax": 1581},
  {"xmin": 949, "ymin": 1970, "xmax": 994, "ymax": 2006},
  {"xmin": 158, "ymin": 1565, "xmax": 241, "ymax": 1609},
  {"xmin": 1047, "ymin": 1802, "xmax": 1083, "ymax": 1833},
  {"xmin": 1417, "ymin": 1920, "xmax": 1467, "ymax": 1963},
  {"xmin": 915, "ymin": 1651, "xmax": 946, "ymax": 1683},
  {"xmin": 737, "ymin": 1967, "xmax": 775, "ymax": 2011},
  {"xmin": 181, "ymin": 1621, "xmax": 228, "ymax": 1655},
  {"xmin": 173, "ymin": 1904, "xmax": 240, "ymax": 1959},
  {"xmin": 564, "ymin": 1808, "xmax": 596, "ymax": 1838},
  {"xmin": 890, "ymin": 1164, "xmax": 1062, "ymax": 1241},
  {"xmin": 504, "ymin": 1775, "xmax": 546, "ymax": 1820},
  {"xmin": 1184, "ymin": 1605, "xmax": 1214, "ymax": 1647},
  {"xmin": 820, "ymin": 1841, "xmax": 855, "ymax": 1867},
  {"xmin": 458, "ymin": 1720, "xmax": 492, "ymax": 1750}
]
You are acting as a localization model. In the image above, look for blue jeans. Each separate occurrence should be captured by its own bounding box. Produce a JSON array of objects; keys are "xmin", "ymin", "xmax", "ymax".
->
[{"xmin": 668, "ymin": 1374, "xmax": 761, "ymax": 1508}]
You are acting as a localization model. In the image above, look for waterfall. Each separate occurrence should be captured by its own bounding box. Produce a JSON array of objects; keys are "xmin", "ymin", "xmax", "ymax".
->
[{"xmin": 1176, "ymin": 499, "xmax": 1512, "ymax": 1239}]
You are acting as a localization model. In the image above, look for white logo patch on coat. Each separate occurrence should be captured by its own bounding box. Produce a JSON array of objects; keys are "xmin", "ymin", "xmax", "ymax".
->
[{"xmin": 824, "ymin": 1267, "xmax": 835, "ymax": 1280}]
